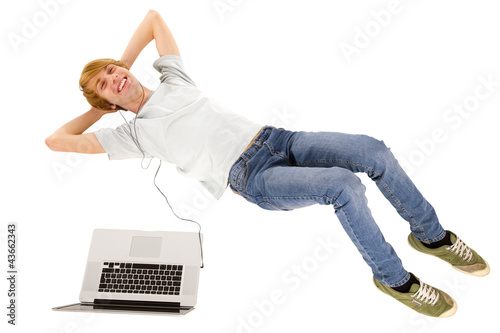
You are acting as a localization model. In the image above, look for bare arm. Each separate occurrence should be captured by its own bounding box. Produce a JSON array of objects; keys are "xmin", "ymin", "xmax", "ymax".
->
[
  {"xmin": 120, "ymin": 9, "xmax": 180, "ymax": 69},
  {"xmin": 46, "ymin": 10, "xmax": 179, "ymax": 154},
  {"xmin": 45, "ymin": 107, "xmax": 110, "ymax": 154}
]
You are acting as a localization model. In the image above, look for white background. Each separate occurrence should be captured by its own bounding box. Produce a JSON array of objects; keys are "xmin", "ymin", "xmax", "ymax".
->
[{"xmin": 1, "ymin": 0, "xmax": 499, "ymax": 332}]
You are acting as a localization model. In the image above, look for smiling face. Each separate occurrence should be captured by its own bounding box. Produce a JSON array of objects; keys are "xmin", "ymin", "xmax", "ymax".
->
[
  {"xmin": 79, "ymin": 58, "xmax": 147, "ymax": 112},
  {"xmin": 91, "ymin": 64, "xmax": 143, "ymax": 110}
]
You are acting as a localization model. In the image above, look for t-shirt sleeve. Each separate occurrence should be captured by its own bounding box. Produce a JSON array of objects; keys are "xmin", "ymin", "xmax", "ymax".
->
[
  {"xmin": 93, "ymin": 123, "xmax": 152, "ymax": 160},
  {"xmin": 153, "ymin": 54, "xmax": 196, "ymax": 87}
]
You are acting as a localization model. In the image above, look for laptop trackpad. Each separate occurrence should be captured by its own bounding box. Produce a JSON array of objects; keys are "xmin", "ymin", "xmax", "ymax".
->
[{"xmin": 129, "ymin": 236, "xmax": 162, "ymax": 258}]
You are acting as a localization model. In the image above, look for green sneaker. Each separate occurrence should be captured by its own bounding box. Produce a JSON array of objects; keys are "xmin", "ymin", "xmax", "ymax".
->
[
  {"xmin": 373, "ymin": 275, "xmax": 457, "ymax": 318},
  {"xmin": 408, "ymin": 231, "xmax": 490, "ymax": 277}
]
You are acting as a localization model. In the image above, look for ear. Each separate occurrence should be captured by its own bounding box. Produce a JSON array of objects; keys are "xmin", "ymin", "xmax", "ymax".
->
[{"xmin": 109, "ymin": 104, "xmax": 117, "ymax": 110}]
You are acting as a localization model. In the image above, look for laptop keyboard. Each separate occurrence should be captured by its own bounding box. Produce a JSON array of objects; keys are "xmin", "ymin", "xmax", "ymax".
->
[{"xmin": 98, "ymin": 262, "xmax": 183, "ymax": 295}]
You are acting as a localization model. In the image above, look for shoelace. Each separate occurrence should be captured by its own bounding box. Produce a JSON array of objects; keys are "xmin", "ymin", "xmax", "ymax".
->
[
  {"xmin": 412, "ymin": 282, "xmax": 439, "ymax": 306},
  {"xmin": 446, "ymin": 237, "xmax": 473, "ymax": 262}
]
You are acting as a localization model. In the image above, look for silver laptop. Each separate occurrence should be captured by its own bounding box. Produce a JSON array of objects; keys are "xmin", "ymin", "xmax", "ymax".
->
[{"xmin": 53, "ymin": 229, "xmax": 202, "ymax": 315}]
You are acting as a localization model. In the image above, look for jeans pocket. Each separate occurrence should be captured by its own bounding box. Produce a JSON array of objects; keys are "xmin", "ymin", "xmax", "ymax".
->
[{"xmin": 229, "ymin": 160, "xmax": 248, "ymax": 191}]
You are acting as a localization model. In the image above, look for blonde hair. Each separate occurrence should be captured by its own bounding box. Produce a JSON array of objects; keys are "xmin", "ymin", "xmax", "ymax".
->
[{"xmin": 79, "ymin": 58, "xmax": 129, "ymax": 111}]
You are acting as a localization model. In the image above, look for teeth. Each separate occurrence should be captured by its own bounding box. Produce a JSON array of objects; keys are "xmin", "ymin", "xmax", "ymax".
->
[{"xmin": 118, "ymin": 78, "xmax": 126, "ymax": 92}]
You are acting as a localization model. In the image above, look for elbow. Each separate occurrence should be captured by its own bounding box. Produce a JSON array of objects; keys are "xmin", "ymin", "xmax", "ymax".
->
[
  {"xmin": 148, "ymin": 9, "xmax": 160, "ymax": 17},
  {"xmin": 147, "ymin": 9, "xmax": 160, "ymax": 22},
  {"xmin": 45, "ymin": 135, "xmax": 59, "ymax": 151}
]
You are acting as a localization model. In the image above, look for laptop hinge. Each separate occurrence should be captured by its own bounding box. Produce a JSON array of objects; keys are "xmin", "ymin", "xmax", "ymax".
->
[{"xmin": 93, "ymin": 299, "xmax": 186, "ymax": 313}]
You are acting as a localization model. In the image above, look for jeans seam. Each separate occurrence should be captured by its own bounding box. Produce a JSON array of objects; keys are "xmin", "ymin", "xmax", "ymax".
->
[
  {"xmin": 259, "ymin": 195, "xmax": 327, "ymax": 200},
  {"xmin": 264, "ymin": 142, "xmax": 292, "ymax": 165},
  {"xmin": 335, "ymin": 200, "xmax": 384, "ymax": 282},
  {"xmin": 377, "ymin": 179, "xmax": 427, "ymax": 240},
  {"xmin": 427, "ymin": 230, "xmax": 446, "ymax": 243},
  {"xmin": 258, "ymin": 201, "xmax": 284, "ymax": 211},
  {"xmin": 231, "ymin": 161, "xmax": 249, "ymax": 195},
  {"xmin": 389, "ymin": 272, "xmax": 411, "ymax": 288},
  {"xmin": 297, "ymin": 158, "xmax": 372, "ymax": 171}
]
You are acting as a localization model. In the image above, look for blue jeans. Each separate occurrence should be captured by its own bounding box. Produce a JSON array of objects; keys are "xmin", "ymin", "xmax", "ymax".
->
[{"xmin": 229, "ymin": 126, "xmax": 446, "ymax": 287}]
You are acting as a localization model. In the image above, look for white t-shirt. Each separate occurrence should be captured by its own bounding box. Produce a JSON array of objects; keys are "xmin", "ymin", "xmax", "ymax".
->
[{"xmin": 94, "ymin": 55, "xmax": 262, "ymax": 199}]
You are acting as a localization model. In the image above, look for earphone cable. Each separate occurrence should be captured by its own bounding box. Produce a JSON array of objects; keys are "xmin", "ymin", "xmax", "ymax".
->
[
  {"xmin": 117, "ymin": 83, "xmax": 204, "ymax": 268},
  {"xmin": 153, "ymin": 160, "xmax": 204, "ymax": 268}
]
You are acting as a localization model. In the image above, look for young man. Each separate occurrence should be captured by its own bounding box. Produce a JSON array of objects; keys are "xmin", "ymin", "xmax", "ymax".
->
[{"xmin": 46, "ymin": 10, "xmax": 489, "ymax": 318}]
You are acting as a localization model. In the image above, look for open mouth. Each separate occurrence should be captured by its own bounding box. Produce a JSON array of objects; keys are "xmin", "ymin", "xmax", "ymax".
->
[{"xmin": 118, "ymin": 77, "xmax": 127, "ymax": 92}]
